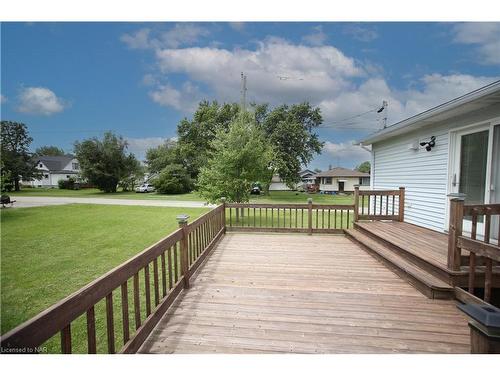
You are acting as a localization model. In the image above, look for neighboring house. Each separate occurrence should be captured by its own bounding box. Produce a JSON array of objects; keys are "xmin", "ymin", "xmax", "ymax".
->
[
  {"xmin": 299, "ymin": 169, "xmax": 317, "ymax": 190},
  {"xmin": 269, "ymin": 169, "xmax": 319, "ymax": 191},
  {"xmin": 26, "ymin": 155, "xmax": 81, "ymax": 188},
  {"xmin": 316, "ymin": 167, "xmax": 370, "ymax": 193},
  {"xmin": 359, "ymin": 80, "xmax": 500, "ymax": 235}
]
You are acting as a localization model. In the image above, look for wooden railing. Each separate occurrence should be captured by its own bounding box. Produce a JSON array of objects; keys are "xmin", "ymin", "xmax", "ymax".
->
[
  {"xmin": 226, "ymin": 200, "xmax": 355, "ymax": 234},
  {"xmin": 0, "ymin": 205, "xmax": 225, "ymax": 354},
  {"xmin": 354, "ymin": 186, "xmax": 405, "ymax": 222},
  {"xmin": 448, "ymin": 198, "xmax": 500, "ymax": 303}
]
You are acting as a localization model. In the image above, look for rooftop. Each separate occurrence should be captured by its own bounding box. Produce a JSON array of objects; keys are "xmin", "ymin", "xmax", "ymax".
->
[{"xmin": 316, "ymin": 167, "xmax": 369, "ymax": 178}]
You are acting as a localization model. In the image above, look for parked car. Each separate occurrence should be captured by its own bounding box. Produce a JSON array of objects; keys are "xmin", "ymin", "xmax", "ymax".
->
[
  {"xmin": 250, "ymin": 186, "xmax": 261, "ymax": 195},
  {"xmin": 135, "ymin": 183, "xmax": 155, "ymax": 193}
]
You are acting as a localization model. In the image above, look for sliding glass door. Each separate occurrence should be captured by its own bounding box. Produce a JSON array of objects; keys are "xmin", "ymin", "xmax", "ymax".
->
[{"xmin": 450, "ymin": 123, "xmax": 499, "ymax": 241}]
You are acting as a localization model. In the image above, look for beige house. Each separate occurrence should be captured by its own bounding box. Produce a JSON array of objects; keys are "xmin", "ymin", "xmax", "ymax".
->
[{"xmin": 316, "ymin": 167, "xmax": 370, "ymax": 193}]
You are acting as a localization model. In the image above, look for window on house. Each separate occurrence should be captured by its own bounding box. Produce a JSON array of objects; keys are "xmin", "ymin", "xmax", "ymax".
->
[
  {"xmin": 66, "ymin": 175, "xmax": 70, "ymax": 178},
  {"xmin": 39, "ymin": 163, "xmax": 43, "ymax": 168},
  {"xmin": 325, "ymin": 177, "xmax": 332, "ymax": 184},
  {"xmin": 359, "ymin": 177, "xmax": 370, "ymax": 186},
  {"xmin": 44, "ymin": 174, "xmax": 49, "ymax": 178},
  {"xmin": 72, "ymin": 162, "xmax": 80, "ymax": 170}
]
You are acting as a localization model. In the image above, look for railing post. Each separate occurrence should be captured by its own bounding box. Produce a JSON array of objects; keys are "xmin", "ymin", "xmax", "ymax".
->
[
  {"xmin": 398, "ymin": 187, "xmax": 405, "ymax": 222},
  {"xmin": 447, "ymin": 195, "xmax": 465, "ymax": 271},
  {"xmin": 354, "ymin": 185, "xmax": 360, "ymax": 222},
  {"xmin": 221, "ymin": 197, "xmax": 226, "ymax": 233},
  {"xmin": 307, "ymin": 198, "xmax": 313, "ymax": 235},
  {"xmin": 177, "ymin": 214, "xmax": 190, "ymax": 289}
]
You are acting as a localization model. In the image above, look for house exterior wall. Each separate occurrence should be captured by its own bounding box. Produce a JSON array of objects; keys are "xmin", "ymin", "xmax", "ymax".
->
[
  {"xmin": 319, "ymin": 177, "xmax": 370, "ymax": 192},
  {"xmin": 371, "ymin": 102, "xmax": 500, "ymax": 232},
  {"xmin": 269, "ymin": 182, "xmax": 292, "ymax": 191}
]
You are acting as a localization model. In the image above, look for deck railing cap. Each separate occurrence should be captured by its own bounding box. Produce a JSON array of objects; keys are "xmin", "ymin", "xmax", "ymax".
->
[
  {"xmin": 176, "ymin": 214, "xmax": 190, "ymax": 224},
  {"xmin": 447, "ymin": 193, "xmax": 466, "ymax": 201}
]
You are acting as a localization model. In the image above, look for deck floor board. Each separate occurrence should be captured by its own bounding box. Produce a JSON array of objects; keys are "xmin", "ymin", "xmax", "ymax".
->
[{"xmin": 139, "ymin": 233, "xmax": 470, "ymax": 354}]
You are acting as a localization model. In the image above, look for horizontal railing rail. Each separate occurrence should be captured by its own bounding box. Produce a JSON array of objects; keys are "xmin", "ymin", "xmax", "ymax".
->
[
  {"xmin": 0, "ymin": 204, "xmax": 225, "ymax": 354},
  {"xmin": 354, "ymin": 186, "xmax": 405, "ymax": 222},
  {"xmin": 448, "ymin": 200, "xmax": 500, "ymax": 303},
  {"xmin": 226, "ymin": 201, "xmax": 355, "ymax": 234}
]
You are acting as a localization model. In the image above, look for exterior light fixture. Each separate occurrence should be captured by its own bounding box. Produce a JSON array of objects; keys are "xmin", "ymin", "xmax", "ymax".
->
[{"xmin": 420, "ymin": 136, "xmax": 436, "ymax": 152}]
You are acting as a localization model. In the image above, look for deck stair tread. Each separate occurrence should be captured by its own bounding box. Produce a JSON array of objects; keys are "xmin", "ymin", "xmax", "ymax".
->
[
  {"xmin": 353, "ymin": 221, "xmax": 461, "ymax": 274},
  {"xmin": 345, "ymin": 228, "xmax": 454, "ymax": 299}
]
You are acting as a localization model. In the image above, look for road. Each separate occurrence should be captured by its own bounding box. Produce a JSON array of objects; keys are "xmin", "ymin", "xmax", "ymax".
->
[{"xmin": 9, "ymin": 196, "xmax": 215, "ymax": 209}]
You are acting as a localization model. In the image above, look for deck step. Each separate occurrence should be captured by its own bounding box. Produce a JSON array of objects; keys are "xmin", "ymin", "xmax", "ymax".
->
[{"xmin": 345, "ymin": 229, "xmax": 455, "ymax": 300}]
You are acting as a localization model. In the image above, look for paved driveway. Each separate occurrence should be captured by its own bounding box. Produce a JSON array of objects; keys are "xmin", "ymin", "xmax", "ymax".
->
[{"xmin": 9, "ymin": 196, "xmax": 215, "ymax": 209}]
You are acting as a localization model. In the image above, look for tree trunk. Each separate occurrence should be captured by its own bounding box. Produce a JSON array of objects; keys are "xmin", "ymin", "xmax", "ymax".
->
[{"xmin": 14, "ymin": 178, "xmax": 20, "ymax": 191}]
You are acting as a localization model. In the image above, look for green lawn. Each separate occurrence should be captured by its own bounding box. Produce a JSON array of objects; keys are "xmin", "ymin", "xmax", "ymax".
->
[
  {"xmin": 0, "ymin": 204, "xmax": 209, "ymax": 352},
  {"xmin": 11, "ymin": 188, "xmax": 354, "ymax": 205}
]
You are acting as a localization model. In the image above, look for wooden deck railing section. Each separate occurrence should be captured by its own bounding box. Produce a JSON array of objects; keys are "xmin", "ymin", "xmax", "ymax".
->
[
  {"xmin": 0, "ymin": 204, "xmax": 225, "ymax": 354},
  {"xmin": 225, "ymin": 200, "xmax": 355, "ymax": 234},
  {"xmin": 448, "ymin": 198, "xmax": 500, "ymax": 303},
  {"xmin": 354, "ymin": 186, "xmax": 405, "ymax": 222}
]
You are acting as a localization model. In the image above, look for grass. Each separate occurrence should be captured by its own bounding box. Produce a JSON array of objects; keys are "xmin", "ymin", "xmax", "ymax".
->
[
  {"xmin": 11, "ymin": 188, "xmax": 354, "ymax": 205},
  {"xmin": 0, "ymin": 204, "xmax": 209, "ymax": 353}
]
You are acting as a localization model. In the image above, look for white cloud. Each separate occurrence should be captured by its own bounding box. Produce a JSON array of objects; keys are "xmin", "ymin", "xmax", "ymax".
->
[
  {"xmin": 17, "ymin": 87, "xmax": 66, "ymax": 115},
  {"xmin": 126, "ymin": 137, "xmax": 171, "ymax": 160},
  {"xmin": 0, "ymin": 94, "xmax": 7, "ymax": 104},
  {"xmin": 323, "ymin": 141, "xmax": 371, "ymax": 166},
  {"xmin": 121, "ymin": 24, "xmax": 210, "ymax": 50},
  {"xmin": 149, "ymin": 81, "xmax": 201, "ymax": 112},
  {"xmin": 452, "ymin": 23, "xmax": 500, "ymax": 65},
  {"xmin": 121, "ymin": 28, "xmax": 153, "ymax": 49},
  {"xmin": 343, "ymin": 24, "xmax": 378, "ymax": 42},
  {"xmin": 302, "ymin": 25, "xmax": 327, "ymax": 46},
  {"xmin": 155, "ymin": 37, "xmax": 363, "ymax": 106}
]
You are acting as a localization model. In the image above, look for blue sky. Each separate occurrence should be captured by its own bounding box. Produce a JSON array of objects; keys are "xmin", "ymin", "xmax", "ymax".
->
[{"xmin": 1, "ymin": 22, "xmax": 499, "ymax": 169}]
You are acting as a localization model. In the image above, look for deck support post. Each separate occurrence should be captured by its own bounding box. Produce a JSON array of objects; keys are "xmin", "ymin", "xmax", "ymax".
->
[
  {"xmin": 398, "ymin": 187, "xmax": 405, "ymax": 222},
  {"xmin": 469, "ymin": 321, "xmax": 500, "ymax": 353},
  {"xmin": 221, "ymin": 197, "xmax": 227, "ymax": 233},
  {"xmin": 458, "ymin": 303, "xmax": 500, "ymax": 353},
  {"xmin": 354, "ymin": 186, "xmax": 360, "ymax": 222},
  {"xmin": 307, "ymin": 198, "xmax": 313, "ymax": 235},
  {"xmin": 447, "ymin": 195, "xmax": 465, "ymax": 271},
  {"xmin": 177, "ymin": 214, "xmax": 190, "ymax": 289}
]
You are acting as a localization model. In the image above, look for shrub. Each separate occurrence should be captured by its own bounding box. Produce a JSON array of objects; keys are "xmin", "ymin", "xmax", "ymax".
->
[
  {"xmin": 152, "ymin": 164, "xmax": 192, "ymax": 194},
  {"xmin": 58, "ymin": 177, "xmax": 76, "ymax": 190}
]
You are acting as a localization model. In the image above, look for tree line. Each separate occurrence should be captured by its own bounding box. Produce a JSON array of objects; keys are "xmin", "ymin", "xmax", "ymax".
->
[{"xmin": 1, "ymin": 100, "xmax": 333, "ymax": 202}]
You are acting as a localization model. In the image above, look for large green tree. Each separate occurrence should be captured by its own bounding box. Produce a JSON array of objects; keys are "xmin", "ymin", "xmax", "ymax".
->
[
  {"xmin": 145, "ymin": 139, "xmax": 182, "ymax": 175},
  {"xmin": 74, "ymin": 132, "xmax": 141, "ymax": 193},
  {"xmin": 355, "ymin": 161, "xmax": 371, "ymax": 173},
  {"xmin": 35, "ymin": 145, "xmax": 66, "ymax": 156},
  {"xmin": 0, "ymin": 121, "xmax": 40, "ymax": 191},
  {"xmin": 174, "ymin": 101, "xmax": 323, "ymax": 189},
  {"xmin": 177, "ymin": 101, "xmax": 241, "ymax": 179},
  {"xmin": 197, "ymin": 112, "xmax": 273, "ymax": 204},
  {"xmin": 258, "ymin": 102, "xmax": 323, "ymax": 189}
]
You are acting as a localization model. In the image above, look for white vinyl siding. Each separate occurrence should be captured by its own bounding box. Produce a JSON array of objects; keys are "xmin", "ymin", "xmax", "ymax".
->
[{"xmin": 372, "ymin": 103, "xmax": 500, "ymax": 232}]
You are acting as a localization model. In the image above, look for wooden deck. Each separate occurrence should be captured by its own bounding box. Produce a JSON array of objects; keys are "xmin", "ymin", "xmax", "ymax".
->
[{"xmin": 139, "ymin": 233, "xmax": 470, "ymax": 353}]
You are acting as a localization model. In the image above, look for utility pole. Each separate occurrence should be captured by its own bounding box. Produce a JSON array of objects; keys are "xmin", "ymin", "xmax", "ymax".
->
[
  {"xmin": 381, "ymin": 100, "xmax": 388, "ymax": 128},
  {"xmin": 240, "ymin": 72, "xmax": 247, "ymax": 112}
]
